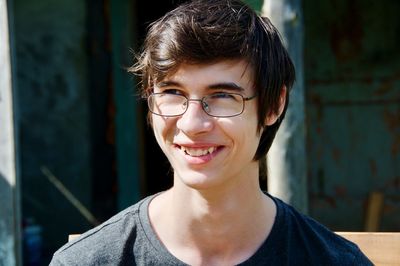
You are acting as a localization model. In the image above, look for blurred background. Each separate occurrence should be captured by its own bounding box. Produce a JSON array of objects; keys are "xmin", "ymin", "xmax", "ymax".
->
[{"xmin": 1, "ymin": 0, "xmax": 399, "ymax": 265}]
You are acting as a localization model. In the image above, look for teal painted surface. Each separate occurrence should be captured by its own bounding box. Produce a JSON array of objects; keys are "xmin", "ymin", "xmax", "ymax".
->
[
  {"xmin": 243, "ymin": 0, "xmax": 263, "ymax": 12},
  {"xmin": 13, "ymin": 0, "xmax": 92, "ymax": 263},
  {"xmin": 110, "ymin": 0, "xmax": 142, "ymax": 210},
  {"xmin": 11, "ymin": 0, "xmax": 144, "ymax": 263},
  {"xmin": 305, "ymin": 0, "xmax": 400, "ymax": 231}
]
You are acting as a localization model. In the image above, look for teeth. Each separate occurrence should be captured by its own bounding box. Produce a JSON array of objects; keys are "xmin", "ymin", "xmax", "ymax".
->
[{"xmin": 181, "ymin": 146, "xmax": 216, "ymax": 157}]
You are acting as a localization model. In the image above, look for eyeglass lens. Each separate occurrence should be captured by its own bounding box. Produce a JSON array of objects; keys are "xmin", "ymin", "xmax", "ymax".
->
[{"xmin": 148, "ymin": 93, "xmax": 245, "ymax": 117}]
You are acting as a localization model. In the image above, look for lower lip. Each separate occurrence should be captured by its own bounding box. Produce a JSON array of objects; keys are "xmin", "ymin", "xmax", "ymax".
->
[{"xmin": 178, "ymin": 147, "xmax": 221, "ymax": 165}]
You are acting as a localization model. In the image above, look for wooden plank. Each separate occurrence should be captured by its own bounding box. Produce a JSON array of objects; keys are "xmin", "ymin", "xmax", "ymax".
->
[
  {"xmin": 337, "ymin": 232, "xmax": 400, "ymax": 266},
  {"xmin": 365, "ymin": 191, "xmax": 384, "ymax": 232}
]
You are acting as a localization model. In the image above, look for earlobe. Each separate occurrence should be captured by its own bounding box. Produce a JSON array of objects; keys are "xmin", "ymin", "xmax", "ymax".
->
[{"xmin": 264, "ymin": 85, "xmax": 287, "ymax": 126}]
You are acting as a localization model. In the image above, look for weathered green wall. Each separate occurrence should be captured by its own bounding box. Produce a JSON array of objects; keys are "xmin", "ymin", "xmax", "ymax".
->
[
  {"xmin": 244, "ymin": 0, "xmax": 263, "ymax": 12},
  {"xmin": 13, "ymin": 0, "xmax": 92, "ymax": 262},
  {"xmin": 305, "ymin": 0, "xmax": 400, "ymax": 231},
  {"xmin": 110, "ymin": 0, "xmax": 142, "ymax": 210}
]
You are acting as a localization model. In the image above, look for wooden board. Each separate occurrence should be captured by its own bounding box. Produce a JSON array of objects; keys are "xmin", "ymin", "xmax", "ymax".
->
[{"xmin": 337, "ymin": 232, "xmax": 400, "ymax": 266}]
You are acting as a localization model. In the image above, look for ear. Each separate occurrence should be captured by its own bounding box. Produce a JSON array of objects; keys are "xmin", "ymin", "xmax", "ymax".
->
[{"xmin": 264, "ymin": 85, "xmax": 287, "ymax": 126}]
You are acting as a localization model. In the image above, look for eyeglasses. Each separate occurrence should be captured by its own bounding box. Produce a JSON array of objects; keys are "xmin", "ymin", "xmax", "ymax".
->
[{"xmin": 147, "ymin": 92, "xmax": 257, "ymax": 118}]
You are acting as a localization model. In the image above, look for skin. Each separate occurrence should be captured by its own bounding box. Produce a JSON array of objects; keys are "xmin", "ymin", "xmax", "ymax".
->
[{"xmin": 148, "ymin": 60, "xmax": 285, "ymax": 265}]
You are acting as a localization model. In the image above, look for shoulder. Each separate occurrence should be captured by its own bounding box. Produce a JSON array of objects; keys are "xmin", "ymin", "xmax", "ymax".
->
[
  {"xmin": 265, "ymin": 195, "xmax": 373, "ymax": 265},
  {"xmin": 49, "ymin": 197, "xmax": 149, "ymax": 266}
]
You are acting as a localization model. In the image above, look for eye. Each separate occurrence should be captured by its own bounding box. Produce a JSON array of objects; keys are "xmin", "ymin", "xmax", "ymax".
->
[
  {"xmin": 210, "ymin": 92, "xmax": 237, "ymax": 99},
  {"xmin": 163, "ymin": 89, "xmax": 184, "ymax": 95}
]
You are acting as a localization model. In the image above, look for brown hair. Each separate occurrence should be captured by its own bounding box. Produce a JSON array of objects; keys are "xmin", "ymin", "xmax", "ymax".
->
[{"xmin": 130, "ymin": 0, "xmax": 295, "ymax": 160}]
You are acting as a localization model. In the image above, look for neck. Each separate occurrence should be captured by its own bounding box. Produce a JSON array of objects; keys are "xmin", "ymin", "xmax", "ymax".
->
[{"xmin": 148, "ymin": 167, "xmax": 276, "ymax": 265}]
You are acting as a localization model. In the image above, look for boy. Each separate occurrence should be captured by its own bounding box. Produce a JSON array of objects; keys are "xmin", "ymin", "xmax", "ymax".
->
[{"xmin": 50, "ymin": 0, "xmax": 372, "ymax": 265}]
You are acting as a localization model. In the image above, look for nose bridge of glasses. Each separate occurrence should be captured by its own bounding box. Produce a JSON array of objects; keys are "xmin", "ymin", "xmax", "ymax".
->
[{"xmin": 184, "ymin": 98, "xmax": 209, "ymax": 112}]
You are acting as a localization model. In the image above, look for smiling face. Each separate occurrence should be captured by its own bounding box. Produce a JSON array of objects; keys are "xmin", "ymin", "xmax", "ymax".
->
[{"xmin": 151, "ymin": 60, "xmax": 262, "ymax": 191}]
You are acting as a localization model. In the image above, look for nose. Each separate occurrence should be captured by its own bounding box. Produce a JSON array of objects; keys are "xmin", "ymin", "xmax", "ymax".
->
[{"xmin": 176, "ymin": 100, "xmax": 213, "ymax": 136}]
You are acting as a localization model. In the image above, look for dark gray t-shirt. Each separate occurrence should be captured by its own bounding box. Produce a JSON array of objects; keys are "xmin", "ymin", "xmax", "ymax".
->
[{"xmin": 50, "ymin": 193, "xmax": 372, "ymax": 265}]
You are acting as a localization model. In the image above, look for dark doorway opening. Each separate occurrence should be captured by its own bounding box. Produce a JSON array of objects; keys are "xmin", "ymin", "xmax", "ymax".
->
[{"xmin": 136, "ymin": 1, "xmax": 190, "ymax": 196}]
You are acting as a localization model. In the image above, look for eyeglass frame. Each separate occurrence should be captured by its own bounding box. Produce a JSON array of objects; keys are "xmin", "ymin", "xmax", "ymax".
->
[{"xmin": 146, "ymin": 92, "xmax": 257, "ymax": 118}]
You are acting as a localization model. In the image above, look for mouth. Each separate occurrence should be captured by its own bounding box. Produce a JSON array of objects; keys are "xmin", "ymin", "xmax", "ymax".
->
[
  {"xmin": 179, "ymin": 146, "xmax": 219, "ymax": 157},
  {"xmin": 174, "ymin": 144, "xmax": 223, "ymax": 165}
]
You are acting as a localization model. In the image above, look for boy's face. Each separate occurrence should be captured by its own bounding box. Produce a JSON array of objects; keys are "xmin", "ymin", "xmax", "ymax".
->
[{"xmin": 151, "ymin": 60, "xmax": 261, "ymax": 191}]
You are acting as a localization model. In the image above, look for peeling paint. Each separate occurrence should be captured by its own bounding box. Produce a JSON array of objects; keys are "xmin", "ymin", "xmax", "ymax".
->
[
  {"xmin": 334, "ymin": 185, "xmax": 347, "ymax": 197},
  {"xmin": 305, "ymin": 0, "xmax": 400, "ymax": 231},
  {"xmin": 382, "ymin": 109, "xmax": 400, "ymax": 156},
  {"xmin": 329, "ymin": 1, "xmax": 364, "ymax": 62},
  {"xmin": 369, "ymin": 159, "xmax": 377, "ymax": 177}
]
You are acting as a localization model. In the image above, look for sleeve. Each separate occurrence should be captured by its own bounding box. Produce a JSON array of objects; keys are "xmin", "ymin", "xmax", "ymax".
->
[
  {"xmin": 353, "ymin": 249, "xmax": 374, "ymax": 266},
  {"xmin": 49, "ymin": 255, "xmax": 66, "ymax": 266}
]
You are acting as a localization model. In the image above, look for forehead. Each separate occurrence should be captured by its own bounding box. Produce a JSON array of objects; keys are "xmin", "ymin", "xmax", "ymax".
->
[{"xmin": 156, "ymin": 60, "xmax": 255, "ymax": 92}]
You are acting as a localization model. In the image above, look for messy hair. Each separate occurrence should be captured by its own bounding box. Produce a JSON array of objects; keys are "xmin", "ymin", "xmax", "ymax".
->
[{"xmin": 130, "ymin": 0, "xmax": 295, "ymax": 160}]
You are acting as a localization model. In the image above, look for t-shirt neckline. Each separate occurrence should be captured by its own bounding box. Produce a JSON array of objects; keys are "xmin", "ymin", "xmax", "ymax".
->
[{"xmin": 137, "ymin": 192, "xmax": 284, "ymax": 265}]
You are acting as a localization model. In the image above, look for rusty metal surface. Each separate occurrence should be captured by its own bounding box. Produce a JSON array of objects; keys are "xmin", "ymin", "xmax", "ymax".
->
[{"xmin": 305, "ymin": 0, "xmax": 400, "ymax": 231}]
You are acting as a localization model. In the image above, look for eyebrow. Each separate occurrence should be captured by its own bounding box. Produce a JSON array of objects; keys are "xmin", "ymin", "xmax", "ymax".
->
[
  {"xmin": 156, "ymin": 81, "xmax": 180, "ymax": 88},
  {"xmin": 156, "ymin": 80, "xmax": 245, "ymax": 92},
  {"xmin": 208, "ymin": 82, "xmax": 245, "ymax": 92}
]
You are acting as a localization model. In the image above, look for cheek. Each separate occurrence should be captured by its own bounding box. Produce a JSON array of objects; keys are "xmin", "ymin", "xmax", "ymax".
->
[
  {"xmin": 152, "ymin": 116, "xmax": 177, "ymax": 144},
  {"xmin": 218, "ymin": 115, "xmax": 259, "ymax": 143},
  {"xmin": 235, "ymin": 112, "xmax": 260, "ymax": 151}
]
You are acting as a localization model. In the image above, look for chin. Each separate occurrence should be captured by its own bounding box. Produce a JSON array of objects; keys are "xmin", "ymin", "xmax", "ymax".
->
[{"xmin": 174, "ymin": 171, "xmax": 226, "ymax": 191}]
